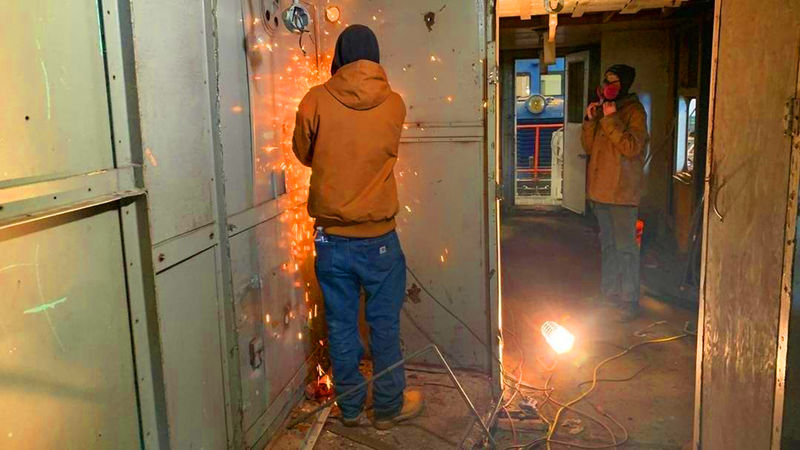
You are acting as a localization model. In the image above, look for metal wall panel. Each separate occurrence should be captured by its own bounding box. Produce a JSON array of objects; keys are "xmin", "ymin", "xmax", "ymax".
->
[
  {"xmin": 697, "ymin": 1, "xmax": 800, "ymax": 448},
  {"xmin": 230, "ymin": 215, "xmax": 311, "ymax": 435},
  {"xmin": 220, "ymin": 0, "xmax": 322, "ymax": 441},
  {"xmin": 0, "ymin": 208, "xmax": 139, "ymax": 449},
  {"xmin": 156, "ymin": 249, "xmax": 228, "ymax": 449},
  {"xmin": 326, "ymin": 0, "xmax": 484, "ymax": 124},
  {"xmin": 232, "ymin": 0, "xmax": 321, "ymax": 214},
  {"xmin": 230, "ymin": 226, "xmax": 268, "ymax": 431},
  {"xmin": 0, "ymin": 1, "xmax": 114, "ymax": 184},
  {"xmin": 131, "ymin": 0, "xmax": 216, "ymax": 244},
  {"xmin": 218, "ymin": 0, "xmax": 257, "ymax": 216},
  {"xmin": 395, "ymin": 141, "xmax": 489, "ymax": 366}
]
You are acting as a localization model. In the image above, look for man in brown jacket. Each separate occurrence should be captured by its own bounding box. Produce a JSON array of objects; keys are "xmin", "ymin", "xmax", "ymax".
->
[
  {"xmin": 293, "ymin": 25, "xmax": 423, "ymax": 430},
  {"xmin": 581, "ymin": 64, "xmax": 649, "ymax": 321}
]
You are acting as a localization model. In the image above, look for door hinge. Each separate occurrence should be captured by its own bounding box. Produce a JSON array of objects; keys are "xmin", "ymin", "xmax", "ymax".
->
[
  {"xmin": 488, "ymin": 67, "xmax": 499, "ymax": 85},
  {"xmin": 784, "ymin": 97, "xmax": 800, "ymax": 137}
]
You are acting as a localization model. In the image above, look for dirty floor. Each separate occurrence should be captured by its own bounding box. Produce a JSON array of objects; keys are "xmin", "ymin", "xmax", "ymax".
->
[
  {"xmin": 268, "ymin": 209, "xmax": 698, "ymax": 449},
  {"xmin": 269, "ymin": 365, "xmax": 494, "ymax": 449},
  {"xmin": 498, "ymin": 209, "xmax": 697, "ymax": 449}
]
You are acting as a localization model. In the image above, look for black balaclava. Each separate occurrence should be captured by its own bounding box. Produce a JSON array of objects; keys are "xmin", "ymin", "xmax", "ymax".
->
[
  {"xmin": 605, "ymin": 64, "xmax": 636, "ymax": 97},
  {"xmin": 331, "ymin": 25, "xmax": 380, "ymax": 75}
]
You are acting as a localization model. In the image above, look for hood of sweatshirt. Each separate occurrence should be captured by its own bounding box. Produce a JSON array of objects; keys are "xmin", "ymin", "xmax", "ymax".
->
[{"xmin": 324, "ymin": 60, "xmax": 392, "ymax": 111}]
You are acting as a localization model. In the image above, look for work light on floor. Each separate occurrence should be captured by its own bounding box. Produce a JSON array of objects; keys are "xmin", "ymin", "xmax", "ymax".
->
[{"xmin": 541, "ymin": 321, "xmax": 575, "ymax": 354}]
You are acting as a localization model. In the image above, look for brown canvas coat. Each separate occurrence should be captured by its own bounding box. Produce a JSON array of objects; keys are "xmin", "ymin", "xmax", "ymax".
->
[
  {"xmin": 581, "ymin": 94, "xmax": 649, "ymax": 206},
  {"xmin": 293, "ymin": 60, "xmax": 406, "ymax": 237}
]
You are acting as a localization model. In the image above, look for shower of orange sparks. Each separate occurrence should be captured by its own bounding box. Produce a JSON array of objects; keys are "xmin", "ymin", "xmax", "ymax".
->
[{"xmin": 244, "ymin": 32, "xmax": 334, "ymax": 349}]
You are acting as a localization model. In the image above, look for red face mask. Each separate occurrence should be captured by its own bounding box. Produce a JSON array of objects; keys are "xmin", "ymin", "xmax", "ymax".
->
[{"xmin": 600, "ymin": 82, "xmax": 621, "ymax": 101}]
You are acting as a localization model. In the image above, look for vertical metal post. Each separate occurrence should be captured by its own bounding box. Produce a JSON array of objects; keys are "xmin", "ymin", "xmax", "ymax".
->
[
  {"xmin": 694, "ymin": 0, "xmax": 722, "ymax": 447},
  {"xmin": 482, "ymin": 0, "xmax": 504, "ymax": 399},
  {"xmin": 202, "ymin": 0, "xmax": 243, "ymax": 446},
  {"xmin": 101, "ymin": 0, "xmax": 169, "ymax": 447}
]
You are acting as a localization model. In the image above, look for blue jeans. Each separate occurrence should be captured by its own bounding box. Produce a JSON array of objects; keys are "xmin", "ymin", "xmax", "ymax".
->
[
  {"xmin": 593, "ymin": 202, "xmax": 640, "ymax": 305},
  {"xmin": 314, "ymin": 229, "xmax": 406, "ymax": 419}
]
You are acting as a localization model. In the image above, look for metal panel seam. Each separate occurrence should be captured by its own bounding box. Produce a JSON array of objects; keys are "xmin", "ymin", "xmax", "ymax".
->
[
  {"xmin": 203, "ymin": 0, "xmax": 242, "ymax": 446},
  {"xmin": 694, "ymin": 0, "xmax": 723, "ymax": 448}
]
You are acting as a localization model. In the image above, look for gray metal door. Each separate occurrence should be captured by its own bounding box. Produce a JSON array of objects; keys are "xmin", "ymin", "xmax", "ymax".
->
[
  {"xmin": 696, "ymin": 1, "xmax": 800, "ymax": 448},
  {"xmin": 563, "ymin": 51, "xmax": 590, "ymax": 215}
]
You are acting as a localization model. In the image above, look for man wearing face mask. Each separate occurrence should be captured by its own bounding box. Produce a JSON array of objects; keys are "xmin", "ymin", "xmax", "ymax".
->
[{"xmin": 582, "ymin": 64, "xmax": 649, "ymax": 322}]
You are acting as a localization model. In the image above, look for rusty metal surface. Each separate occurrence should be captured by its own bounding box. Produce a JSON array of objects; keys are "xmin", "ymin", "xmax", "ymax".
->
[
  {"xmin": 698, "ymin": 1, "xmax": 800, "ymax": 448},
  {"xmin": 773, "ymin": 60, "xmax": 800, "ymax": 448},
  {"xmin": 783, "ymin": 196, "xmax": 800, "ymax": 445}
]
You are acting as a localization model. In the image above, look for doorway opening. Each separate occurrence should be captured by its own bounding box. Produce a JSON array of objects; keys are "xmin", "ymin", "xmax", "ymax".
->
[
  {"xmin": 497, "ymin": 1, "xmax": 714, "ymax": 448},
  {"xmin": 514, "ymin": 57, "xmax": 565, "ymax": 206}
]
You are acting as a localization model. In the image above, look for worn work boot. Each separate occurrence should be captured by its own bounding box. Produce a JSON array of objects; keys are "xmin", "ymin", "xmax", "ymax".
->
[
  {"xmin": 373, "ymin": 390, "xmax": 424, "ymax": 430},
  {"xmin": 340, "ymin": 411, "xmax": 365, "ymax": 427}
]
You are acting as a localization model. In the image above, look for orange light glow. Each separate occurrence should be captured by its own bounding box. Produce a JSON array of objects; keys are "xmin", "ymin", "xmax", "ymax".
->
[{"xmin": 325, "ymin": 6, "xmax": 341, "ymax": 23}]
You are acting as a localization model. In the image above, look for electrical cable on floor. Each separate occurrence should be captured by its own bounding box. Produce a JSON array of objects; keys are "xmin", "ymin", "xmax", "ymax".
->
[
  {"xmin": 405, "ymin": 265, "xmax": 540, "ymax": 448},
  {"xmin": 540, "ymin": 331, "xmax": 689, "ymax": 449},
  {"xmin": 503, "ymin": 379, "xmax": 624, "ymax": 450},
  {"xmin": 498, "ymin": 322, "xmax": 688, "ymax": 449},
  {"xmin": 499, "ymin": 312, "xmax": 628, "ymax": 449},
  {"xmin": 504, "ymin": 405, "xmax": 518, "ymax": 445},
  {"xmin": 404, "ymin": 265, "xmax": 654, "ymax": 448},
  {"xmin": 576, "ymin": 364, "xmax": 650, "ymax": 388}
]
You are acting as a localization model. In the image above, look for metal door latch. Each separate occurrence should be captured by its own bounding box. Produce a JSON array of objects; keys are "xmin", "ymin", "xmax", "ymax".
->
[{"xmin": 784, "ymin": 97, "xmax": 800, "ymax": 137}]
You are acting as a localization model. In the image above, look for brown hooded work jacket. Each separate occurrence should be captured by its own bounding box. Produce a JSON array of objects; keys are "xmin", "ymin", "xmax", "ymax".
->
[
  {"xmin": 293, "ymin": 60, "xmax": 406, "ymax": 237},
  {"xmin": 581, "ymin": 94, "xmax": 649, "ymax": 206}
]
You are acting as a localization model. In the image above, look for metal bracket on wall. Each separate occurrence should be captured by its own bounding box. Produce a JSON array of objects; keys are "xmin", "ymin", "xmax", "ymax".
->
[
  {"xmin": 0, "ymin": 166, "xmax": 144, "ymax": 230},
  {"xmin": 784, "ymin": 97, "xmax": 800, "ymax": 137}
]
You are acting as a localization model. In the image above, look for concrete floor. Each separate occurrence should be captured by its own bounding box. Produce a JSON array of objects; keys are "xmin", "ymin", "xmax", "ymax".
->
[
  {"xmin": 499, "ymin": 209, "xmax": 697, "ymax": 449},
  {"xmin": 269, "ymin": 209, "xmax": 698, "ymax": 449}
]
